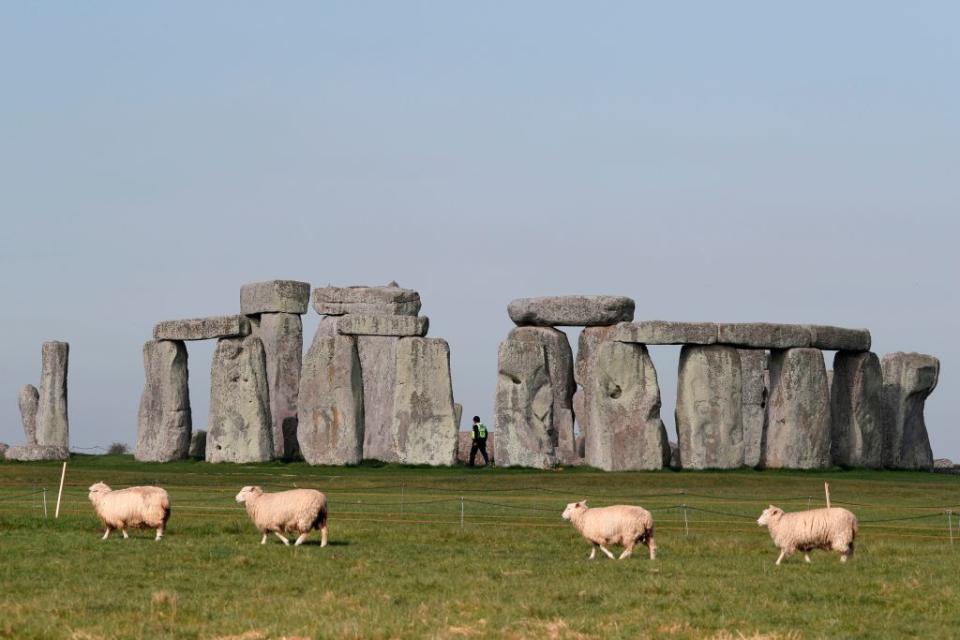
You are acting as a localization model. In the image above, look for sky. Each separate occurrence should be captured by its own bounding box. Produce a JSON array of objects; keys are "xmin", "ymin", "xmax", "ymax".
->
[{"xmin": 1, "ymin": 2, "xmax": 957, "ymax": 458}]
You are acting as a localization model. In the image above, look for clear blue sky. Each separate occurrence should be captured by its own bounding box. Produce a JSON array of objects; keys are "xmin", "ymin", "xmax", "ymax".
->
[{"xmin": 1, "ymin": 3, "xmax": 957, "ymax": 457}]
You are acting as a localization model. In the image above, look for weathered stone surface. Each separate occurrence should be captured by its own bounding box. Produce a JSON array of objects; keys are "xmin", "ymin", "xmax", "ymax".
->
[
  {"xmin": 18, "ymin": 384, "xmax": 39, "ymax": 445},
  {"xmin": 357, "ymin": 336, "xmax": 400, "ymax": 462},
  {"xmin": 669, "ymin": 441, "xmax": 680, "ymax": 469},
  {"xmin": 457, "ymin": 431, "xmax": 495, "ymax": 465},
  {"xmin": 207, "ymin": 336, "xmax": 273, "ymax": 463},
  {"xmin": 573, "ymin": 326, "xmax": 616, "ymax": 448},
  {"xmin": 0, "ymin": 443, "xmax": 7, "ymax": 459},
  {"xmin": 297, "ymin": 332, "xmax": 364, "ymax": 465},
  {"xmin": 135, "ymin": 340, "xmax": 192, "ymax": 462},
  {"xmin": 807, "ymin": 325, "xmax": 871, "ymax": 352},
  {"xmin": 4, "ymin": 444, "xmax": 69, "ymax": 461},
  {"xmin": 881, "ymin": 352, "xmax": 939, "ymax": 470},
  {"xmin": 614, "ymin": 321, "xmax": 717, "ymax": 345},
  {"xmin": 313, "ymin": 285, "xmax": 421, "ymax": 316},
  {"xmin": 36, "ymin": 341, "xmax": 68, "ymax": 449},
  {"xmin": 676, "ymin": 345, "xmax": 743, "ymax": 469},
  {"xmin": 507, "ymin": 296, "xmax": 635, "ymax": 327},
  {"xmin": 508, "ymin": 327, "xmax": 577, "ymax": 464},
  {"xmin": 189, "ymin": 430, "xmax": 206, "ymax": 459},
  {"xmin": 154, "ymin": 315, "xmax": 250, "ymax": 341},
  {"xmin": 337, "ymin": 315, "xmax": 429, "ymax": 337},
  {"xmin": 257, "ymin": 313, "xmax": 303, "ymax": 460},
  {"xmin": 762, "ymin": 348, "xmax": 831, "ymax": 469},
  {"xmin": 494, "ymin": 339, "xmax": 556, "ymax": 468},
  {"xmin": 573, "ymin": 388, "xmax": 586, "ymax": 437},
  {"xmin": 392, "ymin": 338, "xmax": 458, "ymax": 465},
  {"xmin": 831, "ymin": 352, "xmax": 883, "ymax": 468},
  {"xmin": 739, "ymin": 349, "xmax": 768, "ymax": 468},
  {"xmin": 584, "ymin": 341, "xmax": 670, "ymax": 471},
  {"xmin": 454, "ymin": 403, "xmax": 463, "ymax": 429},
  {"xmin": 717, "ymin": 323, "xmax": 811, "ymax": 349},
  {"xmin": 240, "ymin": 280, "xmax": 310, "ymax": 315}
]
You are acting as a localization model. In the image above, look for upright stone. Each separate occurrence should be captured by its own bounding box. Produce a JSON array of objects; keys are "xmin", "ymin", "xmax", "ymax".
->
[
  {"xmin": 881, "ymin": 352, "xmax": 939, "ymax": 470},
  {"xmin": 573, "ymin": 326, "xmax": 616, "ymax": 441},
  {"xmin": 507, "ymin": 295, "xmax": 634, "ymax": 327},
  {"xmin": 297, "ymin": 332, "xmax": 365, "ymax": 465},
  {"xmin": 494, "ymin": 339, "xmax": 556, "ymax": 468},
  {"xmin": 392, "ymin": 338, "xmax": 458, "ymax": 465},
  {"xmin": 675, "ymin": 345, "xmax": 743, "ymax": 469},
  {"xmin": 584, "ymin": 341, "xmax": 670, "ymax": 471},
  {"xmin": 207, "ymin": 335, "xmax": 273, "ymax": 463},
  {"xmin": 739, "ymin": 349, "xmax": 768, "ymax": 468},
  {"xmin": 36, "ymin": 341, "xmax": 68, "ymax": 449},
  {"xmin": 18, "ymin": 385, "xmax": 39, "ymax": 445},
  {"xmin": 762, "ymin": 348, "xmax": 831, "ymax": 469},
  {"xmin": 135, "ymin": 340, "xmax": 192, "ymax": 462},
  {"xmin": 454, "ymin": 403, "xmax": 463, "ymax": 430},
  {"xmin": 240, "ymin": 280, "xmax": 310, "ymax": 315},
  {"xmin": 357, "ymin": 336, "xmax": 401, "ymax": 462},
  {"xmin": 257, "ymin": 313, "xmax": 303, "ymax": 460},
  {"xmin": 831, "ymin": 351, "xmax": 883, "ymax": 468},
  {"xmin": 189, "ymin": 430, "xmax": 207, "ymax": 459},
  {"xmin": 509, "ymin": 327, "xmax": 577, "ymax": 464}
]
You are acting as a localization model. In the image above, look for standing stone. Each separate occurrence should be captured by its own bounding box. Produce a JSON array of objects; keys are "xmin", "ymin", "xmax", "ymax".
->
[
  {"xmin": 18, "ymin": 385, "xmax": 39, "ymax": 445},
  {"xmin": 831, "ymin": 351, "xmax": 883, "ymax": 468},
  {"xmin": 357, "ymin": 336, "xmax": 401, "ymax": 462},
  {"xmin": 240, "ymin": 280, "xmax": 310, "ymax": 315},
  {"xmin": 507, "ymin": 295, "xmax": 635, "ymax": 327},
  {"xmin": 762, "ymin": 348, "xmax": 831, "ymax": 469},
  {"xmin": 584, "ymin": 340, "xmax": 670, "ymax": 471},
  {"xmin": 454, "ymin": 403, "xmax": 463, "ymax": 430},
  {"xmin": 257, "ymin": 313, "xmax": 303, "ymax": 460},
  {"xmin": 675, "ymin": 345, "xmax": 743, "ymax": 469},
  {"xmin": 207, "ymin": 336, "xmax": 273, "ymax": 463},
  {"xmin": 573, "ymin": 326, "xmax": 616, "ymax": 442},
  {"xmin": 135, "ymin": 340, "xmax": 192, "ymax": 462},
  {"xmin": 739, "ymin": 349, "xmax": 768, "ymax": 468},
  {"xmin": 189, "ymin": 430, "xmax": 207, "ymax": 459},
  {"xmin": 36, "ymin": 341, "xmax": 69, "ymax": 449},
  {"xmin": 392, "ymin": 338, "xmax": 458, "ymax": 465},
  {"xmin": 297, "ymin": 332, "xmax": 364, "ymax": 465},
  {"xmin": 881, "ymin": 352, "xmax": 939, "ymax": 470},
  {"xmin": 495, "ymin": 339, "xmax": 556, "ymax": 468},
  {"xmin": 509, "ymin": 327, "xmax": 577, "ymax": 464}
]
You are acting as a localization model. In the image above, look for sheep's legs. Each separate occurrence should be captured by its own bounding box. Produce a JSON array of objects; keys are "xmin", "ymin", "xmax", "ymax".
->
[
  {"xmin": 121, "ymin": 529, "xmax": 129, "ymax": 539},
  {"xmin": 155, "ymin": 527, "xmax": 164, "ymax": 541},
  {"xmin": 274, "ymin": 531, "xmax": 291, "ymax": 546},
  {"xmin": 599, "ymin": 544, "xmax": 616, "ymax": 560},
  {"xmin": 588, "ymin": 546, "xmax": 597, "ymax": 560},
  {"xmin": 294, "ymin": 533, "xmax": 309, "ymax": 546},
  {"xmin": 618, "ymin": 547, "xmax": 633, "ymax": 560},
  {"xmin": 320, "ymin": 525, "xmax": 328, "ymax": 548},
  {"xmin": 260, "ymin": 533, "xmax": 268, "ymax": 545},
  {"xmin": 804, "ymin": 553, "xmax": 812, "ymax": 563},
  {"xmin": 775, "ymin": 550, "xmax": 787, "ymax": 565},
  {"xmin": 646, "ymin": 536, "xmax": 657, "ymax": 560},
  {"xmin": 101, "ymin": 528, "xmax": 111, "ymax": 540}
]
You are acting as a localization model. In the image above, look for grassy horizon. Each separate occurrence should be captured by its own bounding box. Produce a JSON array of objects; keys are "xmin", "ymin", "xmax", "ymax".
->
[{"xmin": 1, "ymin": 455, "xmax": 958, "ymax": 639}]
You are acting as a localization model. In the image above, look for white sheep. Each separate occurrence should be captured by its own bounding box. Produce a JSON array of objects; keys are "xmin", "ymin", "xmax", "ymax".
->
[
  {"xmin": 561, "ymin": 500, "xmax": 657, "ymax": 560},
  {"xmin": 87, "ymin": 482, "xmax": 171, "ymax": 541},
  {"xmin": 757, "ymin": 505, "xmax": 858, "ymax": 565},
  {"xmin": 235, "ymin": 486, "xmax": 328, "ymax": 547}
]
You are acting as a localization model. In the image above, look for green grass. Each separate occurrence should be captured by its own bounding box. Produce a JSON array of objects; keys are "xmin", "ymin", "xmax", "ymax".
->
[{"xmin": 1, "ymin": 456, "xmax": 959, "ymax": 639}]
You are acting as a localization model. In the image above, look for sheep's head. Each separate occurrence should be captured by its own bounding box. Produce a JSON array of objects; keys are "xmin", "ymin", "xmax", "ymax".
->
[
  {"xmin": 561, "ymin": 500, "xmax": 588, "ymax": 520},
  {"xmin": 235, "ymin": 486, "xmax": 263, "ymax": 504},
  {"xmin": 757, "ymin": 505, "xmax": 783, "ymax": 527},
  {"xmin": 88, "ymin": 482, "xmax": 111, "ymax": 501}
]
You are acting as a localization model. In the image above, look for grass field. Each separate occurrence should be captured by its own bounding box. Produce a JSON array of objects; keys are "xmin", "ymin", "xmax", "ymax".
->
[{"xmin": 1, "ymin": 456, "xmax": 958, "ymax": 640}]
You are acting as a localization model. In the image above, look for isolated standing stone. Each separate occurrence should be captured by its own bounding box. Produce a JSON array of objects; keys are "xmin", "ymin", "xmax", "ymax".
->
[
  {"xmin": 154, "ymin": 315, "xmax": 251, "ymax": 341},
  {"xmin": 189, "ymin": 430, "xmax": 206, "ymax": 459},
  {"xmin": 494, "ymin": 339, "xmax": 556, "ymax": 468},
  {"xmin": 739, "ymin": 349, "xmax": 768, "ymax": 468},
  {"xmin": 36, "ymin": 341, "xmax": 69, "ymax": 449},
  {"xmin": 508, "ymin": 327, "xmax": 577, "ymax": 464},
  {"xmin": 831, "ymin": 351, "xmax": 883, "ymax": 468},
  {"xmin": 18, "ymin": 385, "xmax": 39, "ymax": 445},
  {"xmin": 297, "ymin": 332, "xmax": 365, "ymax": 465},
  {"xmin": 135, "ymin": 340, "xmax": 192, "ymax": 462},
  {"xmin": 313, "ymin": 285, "xmax": 421, "ymax": 316},
  {"xmin": 392, "ymin": 338, "xmax": 458, "ymax": 465},
  {"xmin": 240, "ymin": 280, "xmax": 310, "ymax": 315},
  {"xmin": 675, "ymin": 345, "xmax": 743, "ymax": 469},
  {"xmin": 881, "ymin": 352, "xmax": 939, "ymax": 470},
  {"xmin": 357, "ymin": 336, "xmax": 401, "ymax": 462},
  {"xmin": 762, "ymin": 348, "xmax": 831, "ymax": 469},
  {"xmin": 257, "ymin": 313, "xmax": 303, "ymax": 460},
  {"xmin": 207, "ymin": 335, "xmax": 273, "ymax": 463},
  {"xmin": 584, "ymin": 340, "xmax": 670, "ymax": 471},
  {"xmin": 507, "ymin": 295, "xmax": 635, "ymax": 327}
]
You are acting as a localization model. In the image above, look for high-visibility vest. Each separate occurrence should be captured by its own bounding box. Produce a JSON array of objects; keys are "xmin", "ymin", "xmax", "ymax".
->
[{"xmin": 475, "ymin": 423, "xmax": 487, "ymax": 439}]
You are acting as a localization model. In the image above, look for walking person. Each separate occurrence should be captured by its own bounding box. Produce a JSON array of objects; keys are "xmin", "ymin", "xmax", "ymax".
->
[{"xmin": 469, "ymin": 416, "xmax": 490, "ymax": 467}]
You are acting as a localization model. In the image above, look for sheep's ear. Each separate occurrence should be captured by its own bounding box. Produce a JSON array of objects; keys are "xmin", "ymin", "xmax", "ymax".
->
[{"xmin": 581, "ymin": 500, "xmax": 588, "ymax": 506}]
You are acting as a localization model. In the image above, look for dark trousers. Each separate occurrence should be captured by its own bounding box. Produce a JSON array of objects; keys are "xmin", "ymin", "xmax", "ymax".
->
[{"xmin": 469, "ymin": 439, "xmax": 489, "ymax": 466}]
